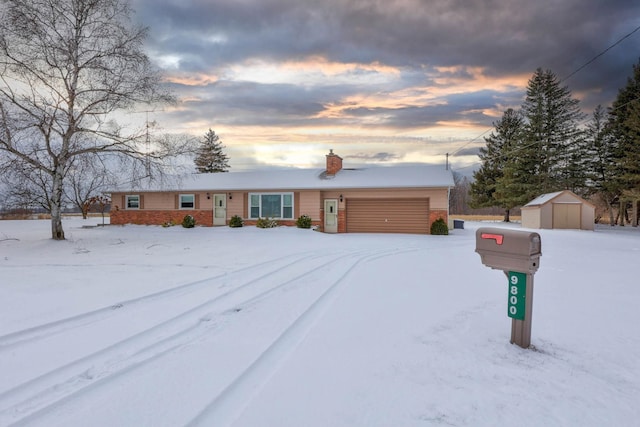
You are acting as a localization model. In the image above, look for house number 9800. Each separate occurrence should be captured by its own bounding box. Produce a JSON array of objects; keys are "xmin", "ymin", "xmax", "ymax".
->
[{"xmin": 507, "ymin": 271, "xmax": 526, "ymax": 320}]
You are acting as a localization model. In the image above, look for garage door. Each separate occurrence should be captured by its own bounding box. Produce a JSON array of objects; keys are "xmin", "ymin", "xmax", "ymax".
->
[
  {"xmin": 346, "ymin": 198, "xmax": 430, "ymax": 234},
  {"xmin": 552, "ymin": 203, "xmax": 581, "ymax": 229}
]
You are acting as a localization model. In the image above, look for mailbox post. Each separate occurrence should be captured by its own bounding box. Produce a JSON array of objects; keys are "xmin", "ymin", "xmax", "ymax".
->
[{"xmin": 475, "ymin": 227, "xmax": 542, "ymax": 349}]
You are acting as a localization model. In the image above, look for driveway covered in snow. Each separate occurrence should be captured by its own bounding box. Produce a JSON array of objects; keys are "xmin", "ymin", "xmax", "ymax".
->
[{"xmin": 0, "ymin": 220, "xmax": 638, "ymax": 426}]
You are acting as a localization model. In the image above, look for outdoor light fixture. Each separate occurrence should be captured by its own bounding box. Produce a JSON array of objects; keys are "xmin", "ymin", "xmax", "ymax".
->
[
  {"xmin": 339, "ymin": 194, "xmax": 343, "ymax": 202},
  {"xmin": 206, "ymin": 192, "xmax": 210, "ymax": 199},
  {"xmin": 228, "ymin": 192, "xmax": 232, "ymax": 200}
]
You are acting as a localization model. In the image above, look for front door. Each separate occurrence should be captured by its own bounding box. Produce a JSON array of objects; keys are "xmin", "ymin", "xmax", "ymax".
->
[
  {"xmin": 324, "ymin": 199, "xmax": 338, "ymax": 233},
  {"xmin": 213, "ymin": 194, "xmax": 227, "ymax": 226}
]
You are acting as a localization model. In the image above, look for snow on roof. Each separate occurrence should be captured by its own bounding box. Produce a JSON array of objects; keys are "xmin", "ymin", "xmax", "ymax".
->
[
  {"xmin": 523, "ymin": 191, "xmax": 565, "ymax": 207},
  {"xmin": 110, "ymin": 164, "xmax": 454, "ymax": 192}
]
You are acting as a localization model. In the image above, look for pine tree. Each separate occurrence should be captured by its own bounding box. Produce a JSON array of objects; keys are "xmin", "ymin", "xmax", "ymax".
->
[
  {"xmin": 194, "ymin": 129, "xmax": 230, "ymax": 173},
  {"xmin": 494, "ymin": 133, "xmax": 540, "ymax": 212},
  {"xmin": 521, "ymin": 68, "xmax": 585, "ymax": 194},
  {"xmin": 584, "ymin": 105, "xmax": 618, "ymax": 223},
  {"xmin": 608, "ymin": 60, "xmax": 640, "ymax": 194},
  {"xmin": 470, "ymin": 108, "xmax": 525, "ymax": 221}
]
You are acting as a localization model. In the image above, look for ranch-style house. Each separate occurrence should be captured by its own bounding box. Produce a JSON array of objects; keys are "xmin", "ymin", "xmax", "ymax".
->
[{"xmin": 109, "ymin": 151, "xmax": 454, "ymax": 234}]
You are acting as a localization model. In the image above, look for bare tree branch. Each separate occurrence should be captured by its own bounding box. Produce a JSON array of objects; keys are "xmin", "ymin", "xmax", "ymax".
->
[{"xmin": 0, "ymin": 0, "xmax": 177, "ymax": 239}]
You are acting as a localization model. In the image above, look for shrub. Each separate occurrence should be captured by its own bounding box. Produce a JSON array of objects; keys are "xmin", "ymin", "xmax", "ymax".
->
[
  {"xmin": 162, "ymin": 219, "xmax": 176, "ymax": 228},
  {"xmin": 296, "ymin": 214, "xmax": 312, "ymax": 229},
  {"xmin": 256, "ymin": 217, "xmax": 278, "ymax": 228},
  {"xmin": 229, "ymin": 215, "xmax": 244, "ymax": 228},
  {"xmin": 430, "ymin": 217, "xmax": 449, "ymax": 235},
  {"xmin": 182, "ymin": 214, "xmax": 196, "ymax": 228}
]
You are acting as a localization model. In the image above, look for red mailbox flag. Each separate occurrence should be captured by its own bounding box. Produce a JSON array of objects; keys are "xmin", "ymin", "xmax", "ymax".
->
[{"xmin": 481, "ymin": 233, "xmax": 504, "ymax": 245}]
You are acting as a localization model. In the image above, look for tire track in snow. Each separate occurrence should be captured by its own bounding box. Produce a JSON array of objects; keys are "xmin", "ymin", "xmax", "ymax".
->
[
  {"xmin": 187, "ymin": 246, "xmax": 417, "ymax": 427},
  {"xmin": 0, "ymin": 249, "xmax": 330, "ymax": 350},
  {"xmin": 0, "ymin": 248, "xmax": 383, "ymax": 426}
]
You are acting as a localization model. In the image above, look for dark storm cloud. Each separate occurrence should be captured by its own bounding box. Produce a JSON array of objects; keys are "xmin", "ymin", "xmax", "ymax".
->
[
  {"xmin": 131, "ymin": 0, "xmax": 640, "ymax": 143},
  {"xmin": 135, "ymin": 0, "xmax": 640, "ymax": 79},
  {"xmin": 164, "ymin": 79, "xmax": 371, "ymax": 128},
  {"xmin": 334, "ymin": 89, "xmax": 519, "ymax": 129}
]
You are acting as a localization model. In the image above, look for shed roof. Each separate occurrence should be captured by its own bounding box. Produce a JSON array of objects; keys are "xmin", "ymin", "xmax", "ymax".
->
[
  {"xmin": 110, "ymin": 164, "xmax": 454, "ymax": 193},
  {"xmin": 523, "ymin": 190, "xmax": 594, "ymax": 207},
  {"xmin": 524, "ymin": 191, "xmax": 564, "ymax": 207}
]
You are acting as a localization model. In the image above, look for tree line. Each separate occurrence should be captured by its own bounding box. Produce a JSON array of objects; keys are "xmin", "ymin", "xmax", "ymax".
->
[{"xmin": 469, "ymin": 62, "xmax": 640, "ymax": 225}]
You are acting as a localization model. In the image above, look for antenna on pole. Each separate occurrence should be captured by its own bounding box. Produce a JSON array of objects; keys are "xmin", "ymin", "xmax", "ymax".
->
[
  {"xmin": 446, "ymin": 153, "xmax": 449, "ymax": 170},
  {"xmin": 132, "ymin": 108, "xmax": 164, "ymax": 177},
  {"xmin": 145, "ymin": 111, "xmax": 151, "ymax": 176}
]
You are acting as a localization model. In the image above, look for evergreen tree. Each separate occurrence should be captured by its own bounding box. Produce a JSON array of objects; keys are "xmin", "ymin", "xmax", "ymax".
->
[
  {"xmin": 520, "ymin": 68, "xmax": 585, "ymax": 194},
  {"xmin": 494, "ymin": 131, "xmax": 540, "ymax": 212},
  {"xmin": 470, "ymin": 108, "xmax": 525, "ymax": 221},
  {"xmin": 584, "ymin": 105, "xmax": 619, "ymax": 224},
  {"xmin": 194, "ymin": 129, "xmax": 230, "ymax": 173},
  {"xmin": 608, "ymin": 60, "xmax": 640, "ymax": 194}
]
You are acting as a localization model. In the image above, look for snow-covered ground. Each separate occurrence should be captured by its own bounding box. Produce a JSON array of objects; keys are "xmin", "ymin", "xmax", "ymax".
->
[{"xmin": 0, "ymin": 218, "xmax": 638, "ymax": 427}]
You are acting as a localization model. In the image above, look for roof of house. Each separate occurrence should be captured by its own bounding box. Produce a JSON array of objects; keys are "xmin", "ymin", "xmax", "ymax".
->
[{"xmin": 110, "ymin": 164, "xmax": 454, "ymax": 193}]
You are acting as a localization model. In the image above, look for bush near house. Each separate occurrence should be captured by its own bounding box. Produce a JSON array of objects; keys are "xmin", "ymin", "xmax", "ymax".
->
[
  {"xmin": 229, "ymin": 215, "xmax": 243, "ymax": 228},
  {"xmin": 430, "ymin": 217, "xmax": 449, "ymax": 235},
  {"xmin": 182, "ymin": 215, "xmax": 196, "ymax": 228},
  {"xmin": 256, "ymin": 217, "xmax": 278, "ymax": 228},
  {"xmin": 296, "ymin": 214, "xmax": 312, "ymax": 229}
]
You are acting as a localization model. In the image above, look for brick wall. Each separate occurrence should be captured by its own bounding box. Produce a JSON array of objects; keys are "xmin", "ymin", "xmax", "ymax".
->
[
  {"xmin": 110, "ymin": 210, "xmax": 323, "ymax": 229},
  {"xmin": 429, "ymin": 209, "xmax": 448, "ymax": 233},
  {"xmin": 337, "ymin": 209, "xmax": 346, "ymax": 233},
  {"xmin": 110, "ymin": 209, "xmax": 213, "ymax": 226}
]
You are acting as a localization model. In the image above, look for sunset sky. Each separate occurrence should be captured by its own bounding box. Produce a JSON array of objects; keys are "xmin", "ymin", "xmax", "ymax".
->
[{"xmin": 130, "ymin": 0, "xmax": 640, "ymax": 173}]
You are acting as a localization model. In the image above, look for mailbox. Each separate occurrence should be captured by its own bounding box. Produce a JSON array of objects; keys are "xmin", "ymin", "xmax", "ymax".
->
[{"xmin": 475, "ymin": 227, "xmax": 541, "ymax": 274}]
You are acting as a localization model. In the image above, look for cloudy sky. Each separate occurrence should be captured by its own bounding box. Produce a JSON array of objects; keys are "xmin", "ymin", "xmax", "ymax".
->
[{"xmin": 130, "ymin": 0, "xmax": 640, "ymax": 173}]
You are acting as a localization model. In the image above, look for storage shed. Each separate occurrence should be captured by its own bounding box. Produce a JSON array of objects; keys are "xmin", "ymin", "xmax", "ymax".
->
[{"xmin": 521, "ymin": 190, "xmax": 595, "ymax": 230}]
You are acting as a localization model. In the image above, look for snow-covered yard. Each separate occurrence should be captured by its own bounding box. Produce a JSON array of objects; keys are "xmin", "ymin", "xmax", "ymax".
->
[{"xmin": 0, "ymin": 219, "xmax": 638, "ymax": 426}]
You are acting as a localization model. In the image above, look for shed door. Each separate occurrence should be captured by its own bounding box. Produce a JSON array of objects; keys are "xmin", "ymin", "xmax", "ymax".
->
[
  {"xmin": 552, "ymin": 203, "xmax": 581, "ymax": 229},
  {"xmin": 213, "ymin": 194, "xmax": 227, "ymax": 226},
  {"xmin": 346, "ymin": 198, "xmax": 430, "ymax": 234}
]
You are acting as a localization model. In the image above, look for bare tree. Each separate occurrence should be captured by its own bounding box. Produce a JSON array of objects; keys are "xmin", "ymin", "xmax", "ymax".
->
[
  {"xmin": 64, "ymin": 153, "xmax": 114, "ymax": 219},
  {"xmin": 1, "ymin": 160, "xmax": 53, "ymax": 213},
  {"xmin": 449, "ymin": 171, "xmax": 472, "ymax": 215},
  {"xmin": 0, "ymin": 0, "xmax": 174, "ymax": 239}
]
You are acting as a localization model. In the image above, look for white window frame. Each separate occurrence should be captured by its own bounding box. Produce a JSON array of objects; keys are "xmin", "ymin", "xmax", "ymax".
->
[
  {"xmin": 179, "ymin": 194, "xmax": 195, "ymax": 209},
  {"xmin": 249, "ymin": 192, "xmax": 294, "ymax": 219},
  {"xmin": 126, "ymin": 195, "xmax": 140, "ymax": 210}
]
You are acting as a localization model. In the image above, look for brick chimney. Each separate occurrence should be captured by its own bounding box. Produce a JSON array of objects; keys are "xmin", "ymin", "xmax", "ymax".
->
[{"xmin": 325, "ymin": 149, "xmax": 343, "ymax": 176}]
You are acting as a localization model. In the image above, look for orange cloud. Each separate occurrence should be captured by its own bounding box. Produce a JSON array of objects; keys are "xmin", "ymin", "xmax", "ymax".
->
[{"xmin": 163, "ymin": 72, "xmax": 219, "ymax": 86}]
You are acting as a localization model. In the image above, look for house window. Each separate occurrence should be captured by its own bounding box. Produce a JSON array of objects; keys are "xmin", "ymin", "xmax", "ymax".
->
[
  {"xmin": 249, "ymin": 193, "xmax": 294, "ymax": 219},
  {"xmin": 126, "ymin": 195, "xmax": 139, "ymax": 209},
  {"xmin": 180, "ymin": 194, "xmax": 195, "ymax": 209}
]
